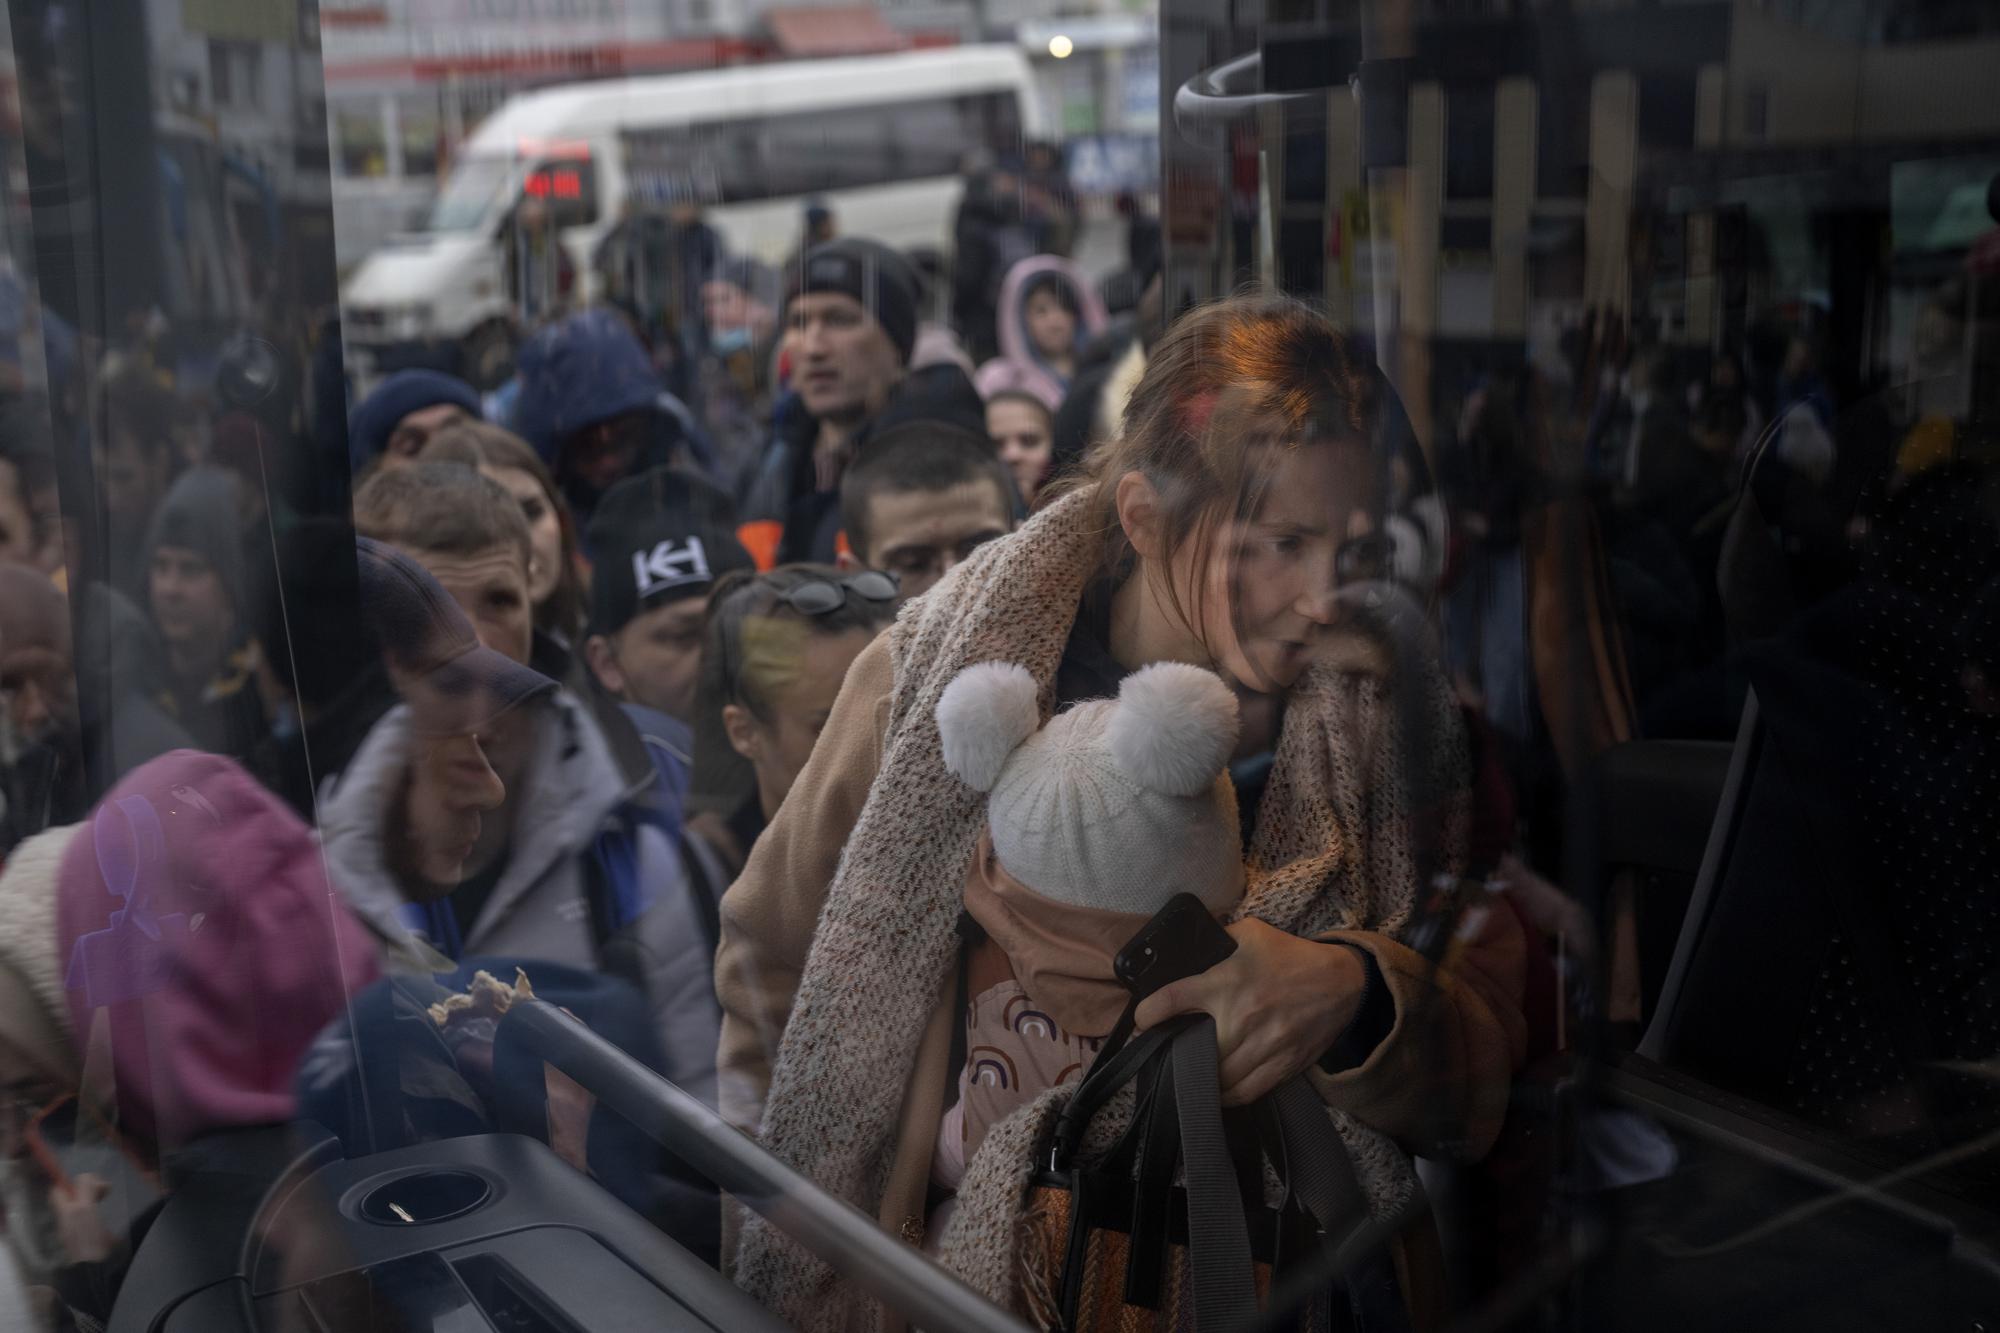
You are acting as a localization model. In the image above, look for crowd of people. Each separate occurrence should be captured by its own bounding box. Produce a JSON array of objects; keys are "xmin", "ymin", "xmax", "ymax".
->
[{"xmin": 0, "ymin": 140, "xmax": 1989, "ymax": 1331}]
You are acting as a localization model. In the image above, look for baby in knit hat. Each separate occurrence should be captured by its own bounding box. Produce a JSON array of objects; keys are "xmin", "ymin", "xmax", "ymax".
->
[{"xmin": 932, "ymin": 660, "xmax": 1242, "ymax": 1187}]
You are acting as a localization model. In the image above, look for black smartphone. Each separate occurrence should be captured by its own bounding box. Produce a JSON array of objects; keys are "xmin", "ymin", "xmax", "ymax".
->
[{"xmin": 1115, "ymin": 893, "xmax": 1237, "ymax": 1001}]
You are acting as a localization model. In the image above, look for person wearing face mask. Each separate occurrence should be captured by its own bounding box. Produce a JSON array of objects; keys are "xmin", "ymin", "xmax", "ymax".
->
[
  {"xmin": 695, "ymin": 257, "xmax": 782, "ymax": 493},
  {"xmin": 737, "ymin": 238, "xmax": 986, "ymax": 570},
  {"xmin": 717, "ymin": 297, "xmax": 1525, "ymax": 1323}
]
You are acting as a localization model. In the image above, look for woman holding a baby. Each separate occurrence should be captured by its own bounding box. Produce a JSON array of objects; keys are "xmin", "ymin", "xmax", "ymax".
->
[{"xmin": 716, "ymin": 295, "xmax": 1528, "ymax": 1331}]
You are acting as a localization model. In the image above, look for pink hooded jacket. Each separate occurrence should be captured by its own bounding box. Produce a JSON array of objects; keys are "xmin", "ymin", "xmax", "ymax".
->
[
  {"xmin": 974, "ymin": 255, "xmax": 1108, "ymax": 412},
  {"xmin": 57, "ymin": 751, "xmax": 380, "ymax": 1152}
]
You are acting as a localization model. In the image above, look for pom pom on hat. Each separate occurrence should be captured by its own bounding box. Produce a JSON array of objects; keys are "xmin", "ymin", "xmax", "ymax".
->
[
  {"xmin": 976, "ymin": 659, "xmax": 1245, "ymax": 916},
  {"xmin": 938, "ymin": 661, "xmax": 1041, "ymax": 792},
  {"xmin": 1109, "ymin": 663, "xmax": 1240, "ymax": 797}
]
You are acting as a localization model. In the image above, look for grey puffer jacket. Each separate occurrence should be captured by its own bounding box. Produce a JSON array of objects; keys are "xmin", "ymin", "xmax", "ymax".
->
[{"xmin": 319, "ymin": 689, "xmax": 723, "ymax": 1110}]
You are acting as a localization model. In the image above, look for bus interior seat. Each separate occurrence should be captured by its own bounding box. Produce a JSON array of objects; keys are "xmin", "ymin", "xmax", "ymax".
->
[
  {"xmin": 1590, "ymin": 636, "xmax": 2000, "ymax": 1329},
  {"xmin": 1588, "ymin": 736, "xmax": 1735, "ymax": 1028}
]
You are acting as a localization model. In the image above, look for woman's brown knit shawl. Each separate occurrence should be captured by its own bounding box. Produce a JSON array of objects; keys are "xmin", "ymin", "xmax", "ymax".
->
[{"xmin": 734, "ymin": 488, "xmax": 1466, "ymax": 1329}]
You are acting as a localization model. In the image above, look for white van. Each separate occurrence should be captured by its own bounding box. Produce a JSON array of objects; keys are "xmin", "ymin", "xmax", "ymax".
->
[{"xmin": 340, "ymin": 45, "xmax": 1041, "ymax": 388}]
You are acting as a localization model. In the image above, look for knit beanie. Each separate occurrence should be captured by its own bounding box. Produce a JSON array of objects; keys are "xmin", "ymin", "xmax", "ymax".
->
[
  {"xmin": 56, "ymin": 751, "xmax": 381, "ymax": 1149},
  {"xmin": 974, "ymin": 358, "xmax": 1062, "ymax": 415},
  {"xmin": 585, "ymin": 467, "xmax": 754, "ymax": 636},
  {"xmin": 0, "ymin": 824, "xmax": 81, "ymax": 1087},
  {"xmin": 143, "ymin": 466, "xmax": 246, "ymax": 613},
  {"xmin": 347, "ymin": 369, "xmax": 481, "ymax": 471},
  {"xmin": 713, "ymin": 255, "xmax": 782, "ymax": 312},
  {"xmin": 937, "ymin": 661, "xmax": 1245, "ymax": 916},
  {"xmin": 794, "ymin": 238, "xmax": 919, "ymax": 366}
]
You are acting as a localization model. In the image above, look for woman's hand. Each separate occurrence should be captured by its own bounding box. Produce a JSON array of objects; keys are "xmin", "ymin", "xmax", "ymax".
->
[
  {"xmin": 1132, "ymin": 919, "xmax": 1367, "ymax": 1106},
  {"xmin": 53, "ymin": 1173, "xmax": 118, "ymax": 1265}
]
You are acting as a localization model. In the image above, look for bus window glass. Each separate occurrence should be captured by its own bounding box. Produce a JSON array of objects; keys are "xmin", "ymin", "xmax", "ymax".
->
[{"xmin": 17, "ymin": 3, "xmax": 2000, "ymax": 1332}]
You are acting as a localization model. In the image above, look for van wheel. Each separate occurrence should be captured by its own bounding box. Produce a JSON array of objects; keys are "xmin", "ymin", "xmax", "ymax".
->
[{"xmin": 463, "ymin": 324, "xmax": 516, "ymax": 391}]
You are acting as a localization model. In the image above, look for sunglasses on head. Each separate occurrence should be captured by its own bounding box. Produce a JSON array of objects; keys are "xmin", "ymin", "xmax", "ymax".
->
[
  {"xmin": 716, "ymin": 570, "xmax": 899, "ymax": 711},
  {"xmin": 760, "ymin": 569, "xmax": 900, "ymax": 615}
]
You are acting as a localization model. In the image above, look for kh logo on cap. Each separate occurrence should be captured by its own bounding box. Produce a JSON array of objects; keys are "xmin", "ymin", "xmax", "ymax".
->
[{"xmin": 633, "ymin": 536, "xmax": 713, "ymax": 597}]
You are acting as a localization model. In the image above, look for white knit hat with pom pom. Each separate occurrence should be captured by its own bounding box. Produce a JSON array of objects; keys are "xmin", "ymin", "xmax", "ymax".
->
[{"xmin": 936, "ymin": 660, "xmax": 1244, "ymax": 916}]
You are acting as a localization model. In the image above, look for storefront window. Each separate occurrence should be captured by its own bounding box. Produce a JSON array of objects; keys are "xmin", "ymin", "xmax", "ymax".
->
[{"xmin": 335, "ymin": 102, "xmax": 387, "ymax": 177}]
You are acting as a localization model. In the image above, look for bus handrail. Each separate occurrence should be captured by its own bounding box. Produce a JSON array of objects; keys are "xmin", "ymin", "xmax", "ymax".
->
[
  {"xmin": 1173, "ymin": 51, "xmax": 1330, "ymax": 139},
  {"xmin": 503, "ymin": 1000, "xmax": 1034, "ymax": 1333}
]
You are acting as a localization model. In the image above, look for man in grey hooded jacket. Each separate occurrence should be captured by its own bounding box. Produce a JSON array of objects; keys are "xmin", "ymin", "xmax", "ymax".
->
[{"xmin": 320, "ymin": 471, "xmax": 724, "ymax": 1118}]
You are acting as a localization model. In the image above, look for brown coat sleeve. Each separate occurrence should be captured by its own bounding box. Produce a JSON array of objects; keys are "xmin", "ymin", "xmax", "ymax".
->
[
  {"xmin": 715, "ymin": 632, "xmax": 896, "ymax": 1138},
  {"xmin": 1308, "ymin": 898, "xmax": 1529, "ymax": 1162}
]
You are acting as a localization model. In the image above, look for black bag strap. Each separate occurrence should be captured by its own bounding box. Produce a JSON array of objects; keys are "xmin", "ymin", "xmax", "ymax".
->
[
  {"xmin": 1271, "ymin": 1079, "xmax": 1368, "ymax": 1248},
  {"xmin": 1049, "ymin": 1015, "xmax": 1193, "ymax": 1169},
  {"xmin": 1123, "ymin": 1053, "xmax": 1180, "ymax": 1308},
  {"xmin": 1172, "ymin": 1017, "xmax": 1258, "ymax": 1333}
]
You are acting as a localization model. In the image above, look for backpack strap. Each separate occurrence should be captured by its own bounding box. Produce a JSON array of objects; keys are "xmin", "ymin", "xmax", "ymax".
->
[
  {"xmin": 585, "ymin": 824, "xmax": 644, "ymax": 956},
  {"xmin": 587, "ymin": 811, "xmax": 729, "ymax": 1002},
  {"xmin": 678, "ymin": 832, "xmax": 725, "ymax": 963}
]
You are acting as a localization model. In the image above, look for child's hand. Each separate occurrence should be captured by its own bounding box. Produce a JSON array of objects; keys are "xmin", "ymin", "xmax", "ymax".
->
[
  {"xmin": 1133, "ymin": 919, "xmax": 1367, "ymax": 1106},
  {"xmin": 53, "ymin": 1173, "xmax": 118, "ymax": 1265}
]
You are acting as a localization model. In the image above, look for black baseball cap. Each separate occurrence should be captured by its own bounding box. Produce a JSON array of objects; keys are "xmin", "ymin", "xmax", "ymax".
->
[
  {"xmin": 355, "ymin": 536, "xmax": 557, "ymax": 734},
  {"xmin": 585, "ymin": 468, "xmax": 755, "ymax": 636}
]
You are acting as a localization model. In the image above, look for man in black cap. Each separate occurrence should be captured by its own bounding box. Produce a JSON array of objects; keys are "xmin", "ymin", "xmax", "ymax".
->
[
  {"xmin": 584, "ymin": 468, "xmax": 754, "ymax": 726},
  {"xmin": 739, "ymin": 238, "xmax": 986, "ymax": 568}
]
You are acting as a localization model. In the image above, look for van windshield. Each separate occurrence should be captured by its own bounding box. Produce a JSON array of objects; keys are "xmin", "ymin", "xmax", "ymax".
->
[{"xmin": 420, "ymin": 154, "xmax": 513, "ymax": 233}]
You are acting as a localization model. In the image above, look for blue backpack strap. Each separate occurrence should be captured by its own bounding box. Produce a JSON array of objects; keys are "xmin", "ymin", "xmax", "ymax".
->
[
  {"xmin": 587, "ymin": 817, "xmax": 656, "ymax": 947},
  {"xmin": 586, "ymin": 705, "xmax": 699, "ymax": 953},
  {"xmin": 396, "ymin": 897, "xmax": 463, "ymax": 962}
]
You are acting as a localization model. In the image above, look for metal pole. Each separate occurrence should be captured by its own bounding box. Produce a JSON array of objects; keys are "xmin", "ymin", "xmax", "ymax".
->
[{"xmin": 504, "ymin": 1001, "xmax": 1035, "ymax": 1333}]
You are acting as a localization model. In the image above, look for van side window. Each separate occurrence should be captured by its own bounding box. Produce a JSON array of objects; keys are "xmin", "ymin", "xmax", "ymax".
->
[
  {"xmin": 762, "ymin": 105, "xmax": 898, "ymax": 198},
  {"xmin": 895, "ymin": 98, "xmax": 970, "ymax": 179},
  {"xmin": 664, "ymin": 92, "xmax": 1023, "ymax": 206}
]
